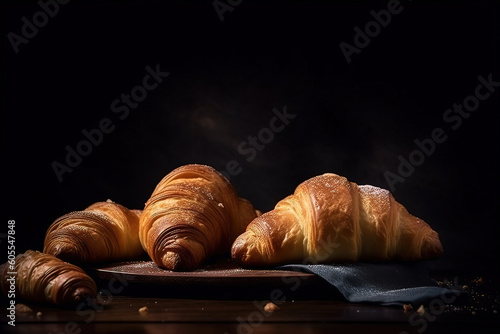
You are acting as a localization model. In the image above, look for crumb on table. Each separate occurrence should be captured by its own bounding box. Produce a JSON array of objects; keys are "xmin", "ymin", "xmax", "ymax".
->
[
  {"xmin": 264, "ymin": 302, "xmax": 280, "ymax": 313},
  {"xmin": 403, "ymin": 304, "xmax": 413, "ymax": 313}
]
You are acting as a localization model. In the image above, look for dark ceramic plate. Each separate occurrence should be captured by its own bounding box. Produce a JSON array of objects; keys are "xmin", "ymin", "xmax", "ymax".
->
[{"xmin": 93, "ymin": 258, "xmax": 317, "ymax": 287}]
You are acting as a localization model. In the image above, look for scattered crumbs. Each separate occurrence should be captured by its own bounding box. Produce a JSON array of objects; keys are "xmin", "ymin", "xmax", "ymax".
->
[
  {"xmin": 218, "ymin": 203, "xmax": 224, "ymax": 208},
  {"xmin": 416, "ymin": 305, "xmax": 425, "ymax": 316},
  {"xmin": 201, "ymin": 308, "xmax": 204, "ymax": 311},
  {"xmin": 403, "ymin": 304, "xmax": 413, "ymax": 313},
  {"xmin": 138, "ymin": 306, "xmax": 148, "ymax": 314},
  {"xmin": 356, "ymin": 310, "xmax": 360, "ymax": 313},
  {"xmin": 155, "ymin": 301, "xmax": 158, "ymax": 304},
  {"xmin": 264, "ymin": 302, "xmax": 280, "ymax": 313},
  {"xmin": 130, "ymin": 304, "xmax": 132, "ymax": 307},
  {"xmin": 440, "ymin": 275, "xmax": 500, "ymax": 316},
  {"xmin": 15, "ymin": 304, "xmax": 33, "ymax": 313},
  {"xmin": 36, "ymin": 312, "xmax": 43, "ymax": 319}
]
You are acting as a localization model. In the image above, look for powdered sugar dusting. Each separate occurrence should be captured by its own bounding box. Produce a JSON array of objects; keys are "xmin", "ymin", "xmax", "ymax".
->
[{"xmin": 359, "ymin": 185, "xmax": 389, "ymax": 198}]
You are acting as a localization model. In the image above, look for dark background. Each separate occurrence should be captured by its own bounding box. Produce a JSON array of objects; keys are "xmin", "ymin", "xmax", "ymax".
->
[{"xmin": 1, "ymin": 0, "xmax": 499, "ymax": 274}]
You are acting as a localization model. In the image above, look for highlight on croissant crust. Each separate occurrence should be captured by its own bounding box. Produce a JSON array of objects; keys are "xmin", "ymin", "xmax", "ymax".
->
[
  {"xmin": 139, "ymin": 164, "xmax": 258, "ymax": 271},
  {"xmin": 231, "ymin": 173, "xmax": 444, "ymax": 267},
  {"xmin": 0, "ymin": 250, "xmax": 97, "ymax": 305},
  {"xmin": 43, "ymin": 200, "xmax": 144, "ymax": 263}
]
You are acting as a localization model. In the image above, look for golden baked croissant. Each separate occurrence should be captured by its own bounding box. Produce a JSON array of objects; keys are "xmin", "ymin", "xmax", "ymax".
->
[
  {"xmin": 44, "ymin": 200, "xmax": 144, "ymax": 263},
  {"xmin": 0, "ymin": 250, "xmax": 97, "ymax": 305},
  {"xmin": 232, "ymin": 173, "xmax": 444, "ymax": 266},
  {"xmin": 139, "ymin": 164, "xmax": 258, "ymax": 270}
]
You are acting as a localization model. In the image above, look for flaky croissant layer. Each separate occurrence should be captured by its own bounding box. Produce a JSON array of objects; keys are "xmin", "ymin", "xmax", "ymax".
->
[
  {"xmin": 44, "ymin": 200, "xmax": 144, "ymax": 263},
  {"xmin": 0, "ymin": 250, "xmax": 97, "ymax": 305},
  {"xmin": 232, "ymin": 173, "xmax": 443, "ymax": 267},
  {"xmin": 139, "ymin": 164, "xmax": 258, "ymax": 271}
]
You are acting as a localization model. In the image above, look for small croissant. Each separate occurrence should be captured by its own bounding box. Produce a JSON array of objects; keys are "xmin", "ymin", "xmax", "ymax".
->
[
  {"xmin": 44, "ymin": 200, "xmax": 144, "ymax": 263},
  {"xmin": 0, "ymin": 250, "xmax": 97, "ymax": 305},
  {"xmin": 232, "ymin": 173, "xmax": 443, "ymax": 266},
  {"xmin": 139, "ymin": 164, "xmax": 258, "ymax": 270}
]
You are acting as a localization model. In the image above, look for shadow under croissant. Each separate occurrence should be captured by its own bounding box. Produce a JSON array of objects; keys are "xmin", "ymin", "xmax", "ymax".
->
[{"xmin": 90, "ymin": 275, "xmax": 342, "ymax": 301}]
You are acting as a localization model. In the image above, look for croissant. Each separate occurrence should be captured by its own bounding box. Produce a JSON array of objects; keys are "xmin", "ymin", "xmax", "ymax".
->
[
  {"xmin": 139, "ymin": 164, "xmax": 258, "ymax": 270},
  {"xmin": 44, "ymin": 200, "xmax": 144, "ymax": 263},
  {"xmin": 232, "ymin": 173, "xmax": 444, "ymax": 266},
  {"xmin": 0, "ymin": 250, "xmax": 97, "ymax": 305}
]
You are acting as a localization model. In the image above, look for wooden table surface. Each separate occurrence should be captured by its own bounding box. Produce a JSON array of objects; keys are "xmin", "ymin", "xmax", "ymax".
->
[{"xmin": 1, "ymin": 271, "xmax": 498, "ymax": 334}]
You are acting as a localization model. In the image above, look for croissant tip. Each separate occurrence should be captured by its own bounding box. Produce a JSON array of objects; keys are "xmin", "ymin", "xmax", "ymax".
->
[
  {"xmin": 72, "ymin": 287, "xmax": 97, "ymax": 304},
  {"xmin": 161, "ymin": 252, "xmax": 183, "ymax": 271},
  {"xmin": 231, "ymin": 239, "xmax": 248, "ymax": 266},
  {"xmin": 422, "ymin": 234, "xmax": 444, "ymax": 259}
]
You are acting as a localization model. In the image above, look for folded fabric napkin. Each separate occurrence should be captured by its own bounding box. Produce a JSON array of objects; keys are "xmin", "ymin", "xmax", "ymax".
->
[{"xmin": 277, "ymin": 262, "xmax": 468, "ymax": 306}]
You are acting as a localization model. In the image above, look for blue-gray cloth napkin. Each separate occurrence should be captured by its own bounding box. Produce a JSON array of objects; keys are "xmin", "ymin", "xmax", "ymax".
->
[{"xmin": 277, "ymin": 262, "xmax": 468, "ymax": 306}]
